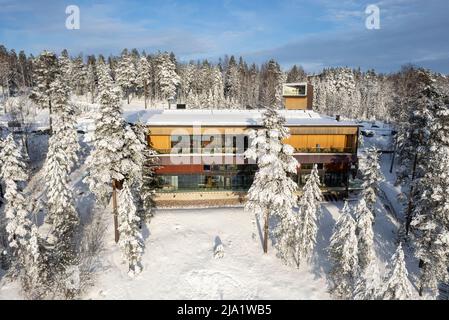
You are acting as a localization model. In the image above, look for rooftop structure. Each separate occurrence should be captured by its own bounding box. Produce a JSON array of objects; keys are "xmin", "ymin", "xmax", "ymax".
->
[{"xmin": 282, "ymin": 82, "xmax": 313, "ymax": 110}]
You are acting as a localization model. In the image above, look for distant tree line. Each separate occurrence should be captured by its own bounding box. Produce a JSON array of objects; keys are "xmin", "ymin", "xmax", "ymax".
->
[{"xmin": 2, "ymin": 44, "xmax": 448, "ymax": 122}]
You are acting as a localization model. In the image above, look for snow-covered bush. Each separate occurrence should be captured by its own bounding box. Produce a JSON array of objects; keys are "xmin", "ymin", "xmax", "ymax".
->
[{"xmin": 214, "ymin": 244, "xmax": 225, "ymax": 259}]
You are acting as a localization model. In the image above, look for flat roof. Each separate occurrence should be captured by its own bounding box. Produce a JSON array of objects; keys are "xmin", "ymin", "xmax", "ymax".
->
[{"xmin": 124, "ymin": 109, "xmax": 358, "ymax": 127}]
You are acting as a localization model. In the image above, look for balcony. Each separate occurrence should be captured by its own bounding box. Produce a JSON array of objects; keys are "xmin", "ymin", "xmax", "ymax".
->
[
  {"xmin": 154, "ymin": 148, "xmax": 241, "ymax": 155},
  {"xmin": 154, "ymin": 147, "xmax": 355, "ymax": 155},
  {"xmin": 294, "ymin": 147, "xmax": 355, "ymax": 154}
]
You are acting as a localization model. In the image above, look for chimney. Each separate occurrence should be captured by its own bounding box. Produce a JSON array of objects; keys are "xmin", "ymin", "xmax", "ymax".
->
[
  {"xmin": 307, "ymin": 83, "xmax": 313, "ymax": 110},
  {"xmin": 336, "ymin": 115, "xmax": 341, "ymax": 122}
]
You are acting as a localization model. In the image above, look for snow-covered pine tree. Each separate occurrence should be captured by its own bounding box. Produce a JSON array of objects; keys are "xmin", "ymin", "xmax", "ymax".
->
[
  {"xmin": 85, "ymin": 59, "xmax": 97, "ymax": 104},
  {"xmin": 224, "ymin": 56, "xmax": 241, "ymax": 108},
  {"xmin": 0, "ymin": 134, "xmax": 30, "ymax": 254},
  {"xmin": 50, "ymin": 73, "xmax": 79, "ymax": 172},
  {"xmin": 43, "ymin": 70, "xmax": 81, "ymax": 298},
  {"xmin": 381, "ymin": 243, "xmax": 413, "ymax": 300},
  {"xmin": 45, "ymin": 125, "xmax": 80, "ymax": 297},
  {"xmin": 360, "ymin": 146, "xmax": 383, "ymax": 213},
  {"xmin": 211, "ymin": 66, "xmax": 225, "ymax": 107},
  {"xmin": 85, "ymin": 60, "xmax": 147, "ymax": 259},
  {"xmin": 0, "ymin": 134, "xmax": 49, "ymax": 297},
  {"xmin": 306, "ymin": 164, "xmax": 323, "ymax": 206},
  {"xmin": 0, "ymin": 135, "xmax": 4, "ymax": 206},
  {"xmin": 354, "ymin": 197, "xmax": 375, "ymax": 271},
  {"xmin": 353, "ymin": 261, "xmax": 381, "ymax": 300},
  {"xmin": 179, "ymin": 63, "xmax": 196, "ymax": 105},
  {"xmin": 132, "ymin": 121, "xmax": 159, "ymax": 222},
  {"xmin": 395, "ymin": 69, "xmax": 433, "ymax": 187},
  {"xmin": 198, "ymin": 61, "xmax": 213, "ymax": 108},
  {"xmin": 58, "ymin": 49, "xmax": 72, "ymax": 85},
  {"xmin": 328, "ymin": 201, "xmax": 359, "ymax": 299},
  {"xmin": 137, "ymin": 56, "xmax": 152, "ymax": 108},
  {"xmin": 294, "ymin": 164, "xmax": 323, "ymax": 266},
  {"xmin": 84, "ymin": 60, "xmax": 127, "ymax": 205},
  {"xmin": 410, "ymin": 73, "xmax": 449, "ymax": 296},
  {"xmin": 44, "ymin": 73, "xmax": 79, "ymax": 224},
  {"xmin": 118, "ymin": 181, "xmax": 144, "ymax": 276},
  {"xmin": 44, "ymin": 114, "xmax": 79, "ymax": 257},
  {"xmin": 244, "ymin": 107, "xmax": 298, "ymax": 255},
  {"xmin": 116, "ymin": 49, "xmax": 137, "ymax": 104},
  {"xmin": 286, "ymin": 65, "xmax": 306, "ymax": 83},
  {"xmin": 156, "ymin": 52, "xmax": 180, "ymax": 103},
  {"xmin": 29, "ymin": 50, "xmax": 60, "ymax": 133},
  {"xmin": 259, "ymin": 59, "xmax": 283, "ymax": 109},
  {"xmin": 120, "ymin": 123, "xmax": 148, "ymax": 225},
  {"xmin": 70, "ymin": 55, "xmax": 87, "ymax": 96},
  {"xmin": 20, "ymin": 225, "xmax": 50, "ymax": 299}
]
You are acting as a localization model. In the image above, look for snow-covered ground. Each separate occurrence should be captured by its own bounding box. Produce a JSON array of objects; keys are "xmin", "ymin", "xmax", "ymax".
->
[
  {"xmin": 84, "ymin": 207, "xmax": 331, "ymax": 300},
  {"xmin": 81, "ymin": 195, "xmax": 402, "ymax": 299}
]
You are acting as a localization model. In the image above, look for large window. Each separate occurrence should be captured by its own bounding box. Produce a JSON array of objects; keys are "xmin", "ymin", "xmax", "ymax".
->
[
  {"xmin": 154, "ymin": 169, "xmax": 255, "ymax": 193},
  {"xmin": 153, "ymin": 163, "xmax": 349, "ymax": 192},
  {"xmin": 169, "ymin": 135, "xmax": 248, "ymax": 154}
]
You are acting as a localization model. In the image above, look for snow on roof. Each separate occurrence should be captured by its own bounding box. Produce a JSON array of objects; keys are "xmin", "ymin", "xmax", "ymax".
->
[{"xmin": 124, "ymin": 109, "xmax": 358, "ymax": 127}]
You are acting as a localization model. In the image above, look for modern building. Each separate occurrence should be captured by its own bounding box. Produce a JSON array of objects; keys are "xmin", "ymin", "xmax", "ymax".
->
[{"xmin": 125, "ymin": 82, "xmax": 360, "ymax": 205}]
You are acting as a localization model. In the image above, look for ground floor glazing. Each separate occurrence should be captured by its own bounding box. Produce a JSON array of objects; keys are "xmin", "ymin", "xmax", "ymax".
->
[{"xmin": 153, "ymin": 164, "xmax": 358, "ymax": 192}]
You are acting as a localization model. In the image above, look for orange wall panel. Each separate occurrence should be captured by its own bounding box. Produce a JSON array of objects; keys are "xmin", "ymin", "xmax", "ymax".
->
[
  {"xmin": 284, "ymin": 97, "xmax": 308, "ymax": 110},
  {"xmin": 284, "ymin": 134, "xmax": 352, "ymax": 150},
  {"xmin": 150, "ymin": 135, "xmax": 171, "ymax": 150},
  {"xmin": 156, "ymin": 165, "xmax": 204, "ymax": 174}
]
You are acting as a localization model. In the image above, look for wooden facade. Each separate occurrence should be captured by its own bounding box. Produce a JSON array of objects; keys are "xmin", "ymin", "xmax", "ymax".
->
[
  {"xmin": 283, "ymin": 83, "xmax": 313, "ymax": 110},
  {"xmin": 148, "ymin": 125, "xmax": 358, "ymax": 155}
]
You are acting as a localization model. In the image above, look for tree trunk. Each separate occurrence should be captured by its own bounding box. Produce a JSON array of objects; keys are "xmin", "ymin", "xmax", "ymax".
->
[
  {"xmin": 144, "ymin": 83, "xmax": 148, "ymax": 109},
  {"xmin": 389, "ymin": 134, "xmax": 398, "ymax": 174},
  {"xmin": 48, "ymin": 99, "xmax": 53, "ymax": 135},
  {"xmin": 127, "ymin": 91, "xmax": 130, "ymax": 104},
  {"xmin": 112, "ymin": 179, "xmax": 121, "ymax": 243},
  {"xmin": 405, "ymin": 152, "xmax": 419, "ymax": 235},
  {"xmin": 345, "ymin": 172, "xmax": 349, "ymax": 199},
  {"xmin": 263, "ymin": 211, "xmax": 269, "ymax": 254},
  {"xmin": 1, "ymin": 85, "xmax": 5, "ymax": 110}
]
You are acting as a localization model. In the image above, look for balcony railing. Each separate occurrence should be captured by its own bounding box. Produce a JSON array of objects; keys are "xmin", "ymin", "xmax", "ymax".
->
[
  {"xmin": 155, "ymin": 148, "xmax": 241, "ymax": 155},
  {"xmin": 294, "ymin": 147, "xmax": 355, "ymax": 154},
  {"xmin": 154, "ymin": 147, "xmax": 355, "ymax": 155}
]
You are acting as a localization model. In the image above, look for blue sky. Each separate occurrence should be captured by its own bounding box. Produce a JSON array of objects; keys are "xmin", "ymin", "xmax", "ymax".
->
[{"xmin": 1, "ymin": 0, "xmax": 449, "ymax": 73}]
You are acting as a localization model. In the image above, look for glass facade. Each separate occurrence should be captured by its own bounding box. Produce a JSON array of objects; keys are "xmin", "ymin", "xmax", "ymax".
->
[
  {"xmin": 295, "ymin": 163, "xmax": 348, "ymax": 188},
  {"xmin": 153, "ymin": 163, "xmax": 351, "ymax": 192},
  {"xmin": 154, "ymin": 165, "xmax": 257, "ymax": 192}
]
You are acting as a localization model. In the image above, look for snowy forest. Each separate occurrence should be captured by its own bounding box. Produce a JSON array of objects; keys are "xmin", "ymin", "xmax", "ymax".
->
[{"xmin": 1, "ymin": 44, "xmax": 449, "ymax": 301}]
